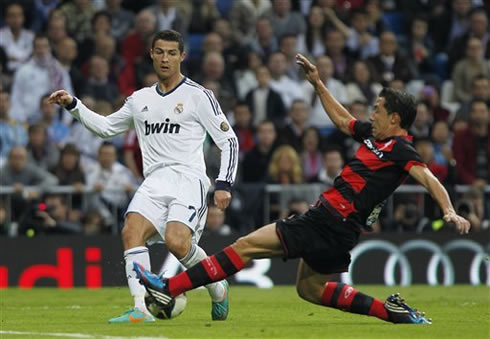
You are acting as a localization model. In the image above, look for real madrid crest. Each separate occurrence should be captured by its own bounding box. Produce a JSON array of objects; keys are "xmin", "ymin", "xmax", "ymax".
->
[
  {"xmin": 174, "ymin": 103, "xmax": 184, "ymax": 114},
  {"xmin": 220, "ymin": 121, "xmax": 229, "ymax": 132}
]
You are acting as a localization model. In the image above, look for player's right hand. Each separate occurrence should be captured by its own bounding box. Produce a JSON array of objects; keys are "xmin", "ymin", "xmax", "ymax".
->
[
  {"xmin": 443, "ymin": 212, "xmax": 471, "ymax": 235},
  {"xmin": 48, "ymin": 90, "xmax": 74, "ymax": 108},
  {"xmin": 296, "ymin": 54, "xmax": 320, "ymax": 85}
]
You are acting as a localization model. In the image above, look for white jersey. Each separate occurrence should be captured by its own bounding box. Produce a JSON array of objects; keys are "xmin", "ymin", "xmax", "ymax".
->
[{"xmin": 68, "ymin": 77, "xmax": 239, "ymax": 186}]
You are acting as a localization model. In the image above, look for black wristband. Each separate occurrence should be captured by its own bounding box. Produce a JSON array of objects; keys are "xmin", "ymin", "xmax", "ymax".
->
[
  {"xmin": 65, "ymin": 97, "xmax": 77, "ymax": 110},
  {"xmin": 215, "ymin": 180, "xmax": 231, "ymax": 192}
]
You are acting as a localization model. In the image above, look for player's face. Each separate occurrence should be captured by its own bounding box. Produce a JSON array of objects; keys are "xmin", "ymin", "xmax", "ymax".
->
[
  {"xmin": 151, "ymin": 40, "xmax": 186, "ymax": 81},
  {"xmin": 370, "ymin": 97, "xmax": 393, "ymax": 140}
]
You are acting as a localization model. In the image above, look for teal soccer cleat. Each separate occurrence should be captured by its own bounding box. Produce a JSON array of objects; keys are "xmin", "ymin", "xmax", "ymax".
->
[
  {"xmin": 108, "ymin": 308, "xmax": 155, "ymax": 323},
  {"xmin": 211, "ymin": 280, "xmax": 229, "ymax": 321},
  {"xmin": 385, "ymin": 293, "xmax": 432, "ymax": 324}
]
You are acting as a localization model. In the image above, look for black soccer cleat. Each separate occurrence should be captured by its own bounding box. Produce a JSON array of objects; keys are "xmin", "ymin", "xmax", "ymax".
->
[
  {"xmin": 384, "ymin": 293, "xmax": 432, "ymax": 324},
  {"xmin": 133, "ymin": 262, "xmax": 174, "ymax": 306}
]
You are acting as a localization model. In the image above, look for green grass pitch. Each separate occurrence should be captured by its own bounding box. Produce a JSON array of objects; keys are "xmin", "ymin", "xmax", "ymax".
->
[{"xmin": 1, "ymin": 286, "xmax": 489, "ymax": 338}]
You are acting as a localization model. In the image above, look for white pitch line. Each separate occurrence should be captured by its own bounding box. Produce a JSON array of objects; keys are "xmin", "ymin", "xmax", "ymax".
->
[{"xmin": 0, "ymin": 331, "xmax": 168, "ymax": 339}]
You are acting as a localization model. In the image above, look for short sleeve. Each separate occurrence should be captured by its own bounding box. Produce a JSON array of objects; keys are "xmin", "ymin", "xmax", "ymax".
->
[
  {"xmin": 349, "ymin": 119, "xmax": 372, "ymax": 142},
  {"xmin": 392, "ymin": 140, "xmax": 427, "ymax": 172}
]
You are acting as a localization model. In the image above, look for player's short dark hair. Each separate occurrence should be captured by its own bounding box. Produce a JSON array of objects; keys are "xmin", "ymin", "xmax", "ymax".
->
[
  {"xmin": 379, "ymin": 88, "xmax": 416, "ymax": 130},
  {"xmin": 152, "ymin": 30, "xmax": 184, "ymax": 52}
]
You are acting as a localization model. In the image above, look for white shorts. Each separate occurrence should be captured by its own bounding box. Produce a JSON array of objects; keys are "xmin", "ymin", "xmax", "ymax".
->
[{"xmin": 126, "ymin": 166, "xmax": 209, "ymax": 244}]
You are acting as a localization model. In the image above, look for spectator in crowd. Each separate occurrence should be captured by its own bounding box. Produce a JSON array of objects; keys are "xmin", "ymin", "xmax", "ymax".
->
[
  {"xmin": 242, "ymin": 120, "xmax": 277, "ymax": 183},
  {"xmin": 26, "ymin": 123, "xmax": 59, "ymax": 171},
  {"xmin": 0, "ymin": 91, "xmax": 27, "ymax": 167},
  {"xmin": 368, "ymin": 31, "xmax": 416, "ymax": 85},
  {"xmin": 245, "ymin": 65, "xmax": 286, "ymax": 127},
  {"xmin": 410, "ymin": 101, "xmax": 433, "ymax": 140},
  {"xmin": 385, "ymin": 197, "xmax": 423, "ymax": 232},
  {"xmin": 232, "ymin": 102, "xmax": 255, "ymax": 157},
  {"xmin": 30, "ymin": 0, "xmax": 59, "ymax": 33},
  {"xmin": 267, "ymin": 144, "xmax": 303, "ymax": 184},
  {"xmin": 364, "ymin": 0, "xmax": 386, "ymax": 36},
  {"xmin": 197, "ymin": 52, "xmax": 236, "ymax": 114},
  {"xmin": 401, "ymin": 15, "xmax": 436, "ymax": 78},
  {"xmin": 415, "ymin": 138, "xmax": 449, "ymax": 184},
  {"xmin": 431, "ymin": 0, "xmax": 472, "ymax": 53},
  {"xmin": 344, "ymin": 8, "xmax": 380, "ymax": 59},
  {"xmin": 119, "ymin": 9, "xmax": 156, "ymax": 96},
  {"xmin": 0, "ymin": 201, "xmax": 9, "ymax": 236},
  {"xmin": 0, "ymin": 146, "xmax": 58, "ymax": 221},
  {"xmin": 267, "ymin": 51, "xmax": 303, "ymax": 110},
  {"xmin": 212, "ymin": 18, "xmax": 242, "ymax": 73},
  {"xmin": 148, "ymin": 0, "xmax": 186, "ymax": 34},
  {"xmin": 55, "ymin": 37, "xmax": 85, "ymax": 97},
  {"xmin": 452, "ymin": 37, "xmax": 490, "ymax": 103},
  {"xmin": 278, "ymin": 34, "xmax": 301, "ymax": 80},
  {"xmin": 81, "ymin": 55, "xmax": 120, "ymax": 102},
  {"xmin": 51, "ymin": 143, "xmax": 85, "ymax": 211},
  {"xmin": 346, "ymin": 60, "xmax": 382, "ymax": 106},
  {"xmin": 266, "ymin": 0, "xmax": 306, "ymax": 40},
  {"xmin": 452, "ymin": 99, "xmax": 489, "ymax": 186},
  {"xmin": 10, "ymin": 34, "xmax": 73, "ymax": 124},
  {"xmin": 431, "ymin": 121, "xmax": 454, "ymax": 167},
  {"xmin": 318, "ymin": 146, "xmax": 344, "ymax": 188},
  {"xmin": 77, "ymin": 10, "xmax": 113, "ymax": 66},
  {"xmin": 301, "ymin": 127, "xmax": 324, "ymax": 183},
  {"xmin": 0, "ymin": 3, "xmax": 34, "ymax": 73},
  {"xmin": 123, "ymin": 130, "xmax": 143, "ymax": 182},
  {"xmin": 249, "ymin": 17, "xmax": 278, "ymax": 61},
  {"xmin": 60, "ymin": 0, "xmax": 97, "ymax": 42},
  {"xmin": 324, "ymin": 29, "xmax": 354, "ymax": 82},
  {"xmin": 85, "ymin": 142, "xmax": 135, "ymax": 226},
  {"xmin": 82, "ymin": 210, "xmax": 105, "ymax": 235},
  {"xmin": 455, "ymin": 75, "xmax": 490, "ymax": 121},
  {"xmin": 38, "ymin": 94, "xmax": 70, "ymax": 147},
  {"xmin": 419, "ymin": 85, "xmax": 451, "ymax": 123},
  {"xmin": 229, "ymin": 0, "xmax": 272, "ymax": 47},
  {"xmin": 302, "ymin": 6, "xmax": 328, "ymax": 58},
  {"xmin": 186, "ymin": 0, "xmax": 221, "ymax": 34},
  {"xmin": 52, "ymin": 143, "xmax": 85, "ymax": 187},
  {"xmin": 456, "ymin": 185, "xmax": 487, "ymax": 232},
  {"xmin": 105, "ymin": 0, "xmax": 134, "ymax": 41},
  {"xmin": 448, "ymin": 7, "xmax": 489, "ymax": 70},
  {"xmin": 19, "ymin": 193, "xmax": 82, "ymax": 236},
  {"xmin": 302, "ymin": 55, "xmax": 347, "ymax": 134},
  {"xmin": 277, "ymin": 99, "xmax": 309, "ymax": 152},
  {"xmin": 234, "ymin": 50, "xmax": 262, "ymax": 100},
  {"xmin": 46, "ymin": 13, "xmax": 68, "ymax": 52}
]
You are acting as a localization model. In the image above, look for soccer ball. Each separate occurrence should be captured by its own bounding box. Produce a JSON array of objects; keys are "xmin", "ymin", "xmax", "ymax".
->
[{"xmin": 145, "ymin": 293, "xmax": 187, "ymax": 319}]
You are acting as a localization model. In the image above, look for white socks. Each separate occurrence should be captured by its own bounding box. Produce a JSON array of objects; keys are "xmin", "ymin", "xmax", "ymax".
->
[
  {"xmin": 124, "ymin": 246, "xmax": 150, "ymax": 313},
  {"xmin": 179, "ymin": 244, "xmax": 226, "ymax": 302}
]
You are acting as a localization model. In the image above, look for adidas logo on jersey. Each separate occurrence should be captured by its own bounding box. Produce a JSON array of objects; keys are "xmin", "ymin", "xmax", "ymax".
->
[{"xmin": 144, "ymin": 119, "xmax": 181, "ymax": 135}]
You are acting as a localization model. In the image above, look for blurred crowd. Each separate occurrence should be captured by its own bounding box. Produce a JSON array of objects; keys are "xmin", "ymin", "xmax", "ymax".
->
[{"xmin": 0, "ymin": 0, "xmax": 489, "ymax": 236}]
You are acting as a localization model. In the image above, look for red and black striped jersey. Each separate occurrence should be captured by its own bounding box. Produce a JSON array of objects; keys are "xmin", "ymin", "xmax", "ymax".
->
[{"xmin": 320, "ymin": 119, "xmax": 426, "ymax": 232}]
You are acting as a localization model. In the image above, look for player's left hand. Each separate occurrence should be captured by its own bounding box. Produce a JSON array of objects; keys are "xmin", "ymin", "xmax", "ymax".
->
[
  {"xmin": 214, "ymin": 190, "xmax": 231, "ymax": 211},
  {"xmin": 443, "ymin": 212, "xmax": 471, "ymax": 234}
]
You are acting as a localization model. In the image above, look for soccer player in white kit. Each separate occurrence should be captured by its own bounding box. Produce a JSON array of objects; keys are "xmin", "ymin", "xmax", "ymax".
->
[{"xmin": 49, "ymin": 30, "xmax": 239, "ymax": 323}]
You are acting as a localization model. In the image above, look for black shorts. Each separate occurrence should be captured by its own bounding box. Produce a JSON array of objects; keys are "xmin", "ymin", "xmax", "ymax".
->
[{"xmin": 275, "ymin": 204, "xmax": 360, "ymax": 275}]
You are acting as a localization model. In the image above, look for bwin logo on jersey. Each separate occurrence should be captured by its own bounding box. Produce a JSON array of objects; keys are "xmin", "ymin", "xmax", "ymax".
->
[
  {"xmin": 363, "ymin": 139, "xmax": 383, "ymax": 159},
  {"xmin": 145, "ymin": 119, "xmax": 181, "ymax": 135}
]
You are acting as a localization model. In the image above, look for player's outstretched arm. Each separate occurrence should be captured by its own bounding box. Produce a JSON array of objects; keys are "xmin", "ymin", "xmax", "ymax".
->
[
  {"xmin": 296, "ymin": 54, "xmax": 354, "ymax": 135},
  {"xmin": 409, "ymin": 165, "xmax": 471, "ymax": 234},
  {"xmin": 48, "ymin": 90, "xmax": 132, "ymax": 138}
]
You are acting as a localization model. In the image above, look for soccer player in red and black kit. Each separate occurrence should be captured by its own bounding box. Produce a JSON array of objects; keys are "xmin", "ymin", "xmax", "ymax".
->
[{"xmin": 134, "ymin": 54, "xmax": 470, "ymax": 324}]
